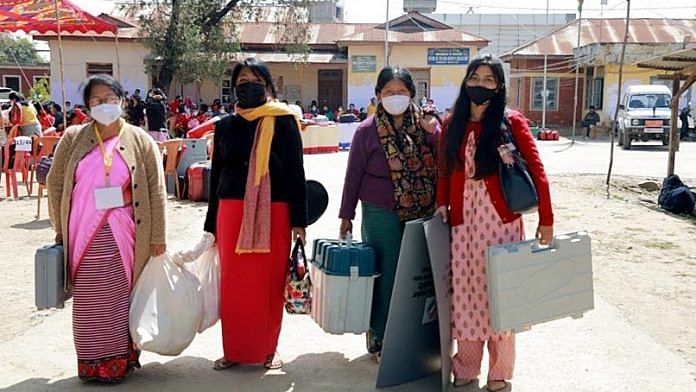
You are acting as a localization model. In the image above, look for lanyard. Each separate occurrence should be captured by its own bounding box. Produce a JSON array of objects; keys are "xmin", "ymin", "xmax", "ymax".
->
[{"xmin": 94, "ymin": 122, "xmax": 124, "ymax": 186}]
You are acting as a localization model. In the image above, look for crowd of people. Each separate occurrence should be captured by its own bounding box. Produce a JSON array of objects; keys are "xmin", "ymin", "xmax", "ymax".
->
[
  {"xmin": 294, "ymin": 96, "xmax": 446, "ymax": 123},
  {"xmin": 43, "ymin": 53, "xmax": 554, "ymax": 392},
  {"xmin": 1, "ymin": 93, "xmax": 89, "ymax": 138}
]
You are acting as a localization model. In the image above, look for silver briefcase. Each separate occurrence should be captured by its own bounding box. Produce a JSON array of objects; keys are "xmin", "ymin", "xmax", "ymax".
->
[
  {"xmin": 486, "ymin": 231, "xmax": 594, "ymax": 333},
  {"xmin": 35, "ymin": 244, "xmax": 69, "ymax": 310}
]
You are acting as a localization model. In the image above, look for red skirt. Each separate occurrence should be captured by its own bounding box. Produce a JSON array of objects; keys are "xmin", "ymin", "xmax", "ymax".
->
[{"xmin": 217, "ymin": 200, "xmax": 291, "ymax": 363}]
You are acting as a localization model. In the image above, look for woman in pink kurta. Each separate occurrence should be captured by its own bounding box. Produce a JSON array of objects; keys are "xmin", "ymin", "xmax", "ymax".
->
[{"xmin": 435, "ymin": 55, "xmax": 554, "ymax": 391}]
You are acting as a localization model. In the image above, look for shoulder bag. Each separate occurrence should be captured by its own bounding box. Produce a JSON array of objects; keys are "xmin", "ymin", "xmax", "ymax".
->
[{"xmin": 498, "ymin": 118, "xmax": 538, "ymax": 214}]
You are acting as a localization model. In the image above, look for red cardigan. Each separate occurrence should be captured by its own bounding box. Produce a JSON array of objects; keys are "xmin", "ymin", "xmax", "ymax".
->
[{"xmin": 436, "ymin": 109, "xmax": 554, "ymax": 227}]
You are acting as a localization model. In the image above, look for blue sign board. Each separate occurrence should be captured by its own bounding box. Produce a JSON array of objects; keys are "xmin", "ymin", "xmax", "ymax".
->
[{"xmin": 427, "ymin": 48, "xmax": 470, "ymax": 65}]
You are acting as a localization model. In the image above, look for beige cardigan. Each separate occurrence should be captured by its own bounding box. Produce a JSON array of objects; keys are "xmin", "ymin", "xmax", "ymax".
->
[{"xmin": 47, "ymin": 121, "xmax": 167, "ymax": 288}]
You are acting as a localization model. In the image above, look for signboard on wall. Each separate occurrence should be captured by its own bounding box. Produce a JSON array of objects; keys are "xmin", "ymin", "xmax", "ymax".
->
[
  {"xmin": 351, "ymin": 55, "xmax": 377, "ymax": 73},
  {"xmin": 427, "ymin": 48, "xmax": 470, "ymax": 65},
  {"xmin": 285, "ymin": 85, "xmax": 301, "ymax": 102}
]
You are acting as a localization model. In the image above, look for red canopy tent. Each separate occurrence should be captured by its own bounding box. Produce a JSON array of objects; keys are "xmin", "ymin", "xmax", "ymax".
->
[
  {"xmin": 0, "ymin": 0, "xmax": 117, "ymax": 35},
  {"xmin": 0, "ymin": 0, "xmax": 120, "ymax": 126}
]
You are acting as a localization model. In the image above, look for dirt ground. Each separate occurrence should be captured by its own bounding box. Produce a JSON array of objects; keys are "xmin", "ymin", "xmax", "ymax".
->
[{"xmin": 1, "ymin": 172, "xmax": 694, "ymax": 377}]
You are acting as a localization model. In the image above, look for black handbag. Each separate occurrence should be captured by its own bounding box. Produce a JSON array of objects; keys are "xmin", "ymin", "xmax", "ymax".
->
[
  {"xmin": 498, "ymin": 124, "xmax": 538, "ymax": 214},
  {"xmin": 36, "ymin": 156, "xmax": 53, "ymax": 185}
]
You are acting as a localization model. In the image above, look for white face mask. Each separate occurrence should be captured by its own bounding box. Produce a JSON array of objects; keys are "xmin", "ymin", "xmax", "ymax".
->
[
  {"xmin": 90, "ymin": 103, "xmax": 122, "ymax": 126},
  {"xmin": 381, "ymin": 95, "xmax": 411, "ymax": 116}
]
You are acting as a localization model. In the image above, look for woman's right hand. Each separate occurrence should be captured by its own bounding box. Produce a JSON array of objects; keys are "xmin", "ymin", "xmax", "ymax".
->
[
  {"xmin": 433, "ymin": 206, "xmax": 448, "ymax": 223},
  {"xmin": 339, "ymin": 219, "xmax": 353, "ymax": 239},
  {"xmin": 55, "ymin": 232, "xmax": 63, "ymax": 245}
]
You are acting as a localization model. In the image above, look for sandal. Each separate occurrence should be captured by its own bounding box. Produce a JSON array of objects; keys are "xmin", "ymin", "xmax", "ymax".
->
[
  {"xmin": 370, "ymin": 350, "xmax": 382, "ymax": 364},
  {"xmin": 264, "ymin": 353, "xmax": 283, "ymax": 370},
  {"xmin": 486, "ymin": 380, "xmax": 507, "ymax": 392},
  {"xmin": 453, "ymin": 378, "xmax": 475, "ymax": 388},
  {"xmin": 213, "ymin": 357, "xmax": 238, "ymax": 371}
]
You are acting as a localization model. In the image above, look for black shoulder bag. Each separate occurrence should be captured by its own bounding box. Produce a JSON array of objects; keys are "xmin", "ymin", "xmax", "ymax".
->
[{"xmin": 498, "ymin": 118, "xmax": 539, "ymax": 214}]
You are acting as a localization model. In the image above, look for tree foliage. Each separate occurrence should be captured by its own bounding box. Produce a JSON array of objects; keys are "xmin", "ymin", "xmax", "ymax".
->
[
  {"xmin": 0, "ymin": 33, "xmax": 43, "ymax": 65},
  {"xmin": 120, "ymin": 0, "xmax": 311, "ymax": 95},
  {"xmin": 29, "ymin": 78, "xmax": 51, "ymax": 103}
]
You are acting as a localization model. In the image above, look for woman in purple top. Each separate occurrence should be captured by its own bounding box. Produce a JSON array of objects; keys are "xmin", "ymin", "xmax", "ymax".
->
[{"xmin": 339, "ymin": 66, "xmax": 440, "ymax": 360}]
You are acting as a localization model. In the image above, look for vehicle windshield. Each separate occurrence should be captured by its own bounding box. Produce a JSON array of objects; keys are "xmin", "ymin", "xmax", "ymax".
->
[{"xmin": 627, "ymin": 93, "xmax": 670, "ymax": 109}]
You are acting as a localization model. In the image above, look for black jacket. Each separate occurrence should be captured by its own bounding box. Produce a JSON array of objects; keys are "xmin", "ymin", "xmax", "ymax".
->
[{"xmin": 204, "ymin": 113, "xmax": 307, "ymax": 234}]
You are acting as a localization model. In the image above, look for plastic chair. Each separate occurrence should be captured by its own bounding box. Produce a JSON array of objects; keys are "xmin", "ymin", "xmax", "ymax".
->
[
  {"xmin": 3, "ymin": 137, "xmax": 31, "ymax": 199},
  {"xmin": 161, "ymin": 139, "xmax": 184, "ymax": 199},
  {"xmin": 33, "ymin": 136, "xmax": 61, "ymax": 220},
  {"xmin": 29, "ymin": 136, "xmax": 61, "ymax": 196}
]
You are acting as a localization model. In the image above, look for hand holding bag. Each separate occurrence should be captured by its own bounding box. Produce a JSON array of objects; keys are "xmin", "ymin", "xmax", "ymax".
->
[
  {"xmin": 498, "ymin": 123, "xmax": 538, "ymax": 214},
  {"xmin": 284, "ymin": 238, "xmax": 312, "ymax": 314}
]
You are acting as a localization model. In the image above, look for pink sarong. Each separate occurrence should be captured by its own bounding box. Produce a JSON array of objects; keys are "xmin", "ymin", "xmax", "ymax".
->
[
  {"xmin": 68, "ymin": 137, "xmax": 139, "ymax": 382},
  {"xmin": 68, "ymin": 137, "xmax": 135, "ymax": 287}
]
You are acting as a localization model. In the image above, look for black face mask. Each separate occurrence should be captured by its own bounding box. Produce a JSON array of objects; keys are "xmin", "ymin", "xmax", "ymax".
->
[
  {"xmin": 466, "ymin": 85, "xmax": 497, "ymax": 106},
  {"xmin": 236, "ymin": 82, "xmax": 267, "ymax": 108}
]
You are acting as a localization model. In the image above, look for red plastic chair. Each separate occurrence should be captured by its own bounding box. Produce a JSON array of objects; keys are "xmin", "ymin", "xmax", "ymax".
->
[
  {"xmin": 3, "ymin": 137, "xmax": 32, "ymax": 199},
  {"xmin": 29, "ymin": 136, "xmax": 61, "ymax": 196}
]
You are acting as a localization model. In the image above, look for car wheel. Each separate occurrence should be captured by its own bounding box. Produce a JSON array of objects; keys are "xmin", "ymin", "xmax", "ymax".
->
[
  {"xmin": 622, "ymin": 131, "xmax": 632, "ymax": 150},
  {"xmin": 617, "ymin": 129, "xmax": 624, "ymax": 146},
  {"xmin": 662, "ymin": 137, "xmax": 669, "ymax": 146}
]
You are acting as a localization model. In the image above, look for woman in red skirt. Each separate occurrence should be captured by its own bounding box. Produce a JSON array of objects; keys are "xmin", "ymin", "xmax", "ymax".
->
[{"xmin": 204, "ymin": 58, "xmax": 307, "ymax": 370}]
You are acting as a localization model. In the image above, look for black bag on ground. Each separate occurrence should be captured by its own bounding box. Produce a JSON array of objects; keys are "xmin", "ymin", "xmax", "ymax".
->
[{"xmin": 659, "ymin": 175, "xmax": 695, "ymax": 214}]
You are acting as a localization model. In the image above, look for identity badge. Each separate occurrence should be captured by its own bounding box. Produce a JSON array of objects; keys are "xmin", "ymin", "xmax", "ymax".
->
[{"xmin": 95, "ymin": 187, "xmax": 125, "ymax": 210}]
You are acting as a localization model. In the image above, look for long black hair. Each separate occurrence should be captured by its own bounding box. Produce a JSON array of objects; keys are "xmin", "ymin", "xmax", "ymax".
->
[
  {"xmin": 446, "ymin": 54, "xmax": 507, "ymax": 178},
  {"xmin": 231, "ymin": 57, "xmax": 277, "ymax": 99},
  {"xmin": 9, "ymin": 92, "xmax": 28, "ymax": 106}
]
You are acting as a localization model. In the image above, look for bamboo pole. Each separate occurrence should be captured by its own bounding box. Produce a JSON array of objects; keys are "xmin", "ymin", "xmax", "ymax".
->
[
  {"xmin": 606, "ymin": 0, "xmax": 631, "ymax": 188},
  {"xmin": 571, "ymin": 15, "xmax": 582, "ymax": 143},
  {"xmin": 541, "ymin": 0, "xmax": 549, "ymax": 130},
  {"xmin": 384, "ymin": 0, "xmax": 390, "ymax": 67},
  {"xmin": 115, "ymin": 35, "xmax": 122, "ymax": 80},
  {"xmin": 668, "ymin": 71, "xmax": 696, "ymax": 176},
  {"xmin": 54, "ymin": 0, "xmax": 67, "ymax": 130}
]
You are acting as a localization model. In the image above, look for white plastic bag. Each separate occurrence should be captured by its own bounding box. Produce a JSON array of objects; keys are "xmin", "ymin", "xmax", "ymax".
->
[
  {"xmin": 129, "ymin": 252, "xmax": 203, "ymax": 356},
  {"xmin": 185, "ymin": 247, "xmax": 220, "ymax": 333}
]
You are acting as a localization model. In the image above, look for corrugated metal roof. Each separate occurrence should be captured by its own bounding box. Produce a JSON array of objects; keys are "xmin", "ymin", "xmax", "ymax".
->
[
  {"xmin": 637, "ymin": 47, "xmax": 696, "ymax": 72},
  {"xmin": 336, "ymin": 27, "xmax": 488, "ymax": 45},
  {"xmin": 502, "ymin": 18, "xmax": 696, "ymax": 58},
  {"xmin": 238, "ymin": 22, "xmax": 374, "ymax": 45},
  {"xmin": 42, "ymin": 19, "xmax": 487, "ymax": 46}
]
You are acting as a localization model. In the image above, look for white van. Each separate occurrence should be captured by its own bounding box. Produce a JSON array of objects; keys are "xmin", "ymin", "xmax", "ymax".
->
[{"xmin": 617, "ymin": 85, "xmax": 672, "ymax": 149}]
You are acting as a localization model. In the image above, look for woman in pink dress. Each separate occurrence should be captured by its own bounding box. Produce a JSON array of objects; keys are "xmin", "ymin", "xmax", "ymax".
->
[
  {"xmin": 434, "ymin": 54, "xmax": 554, "ymax": 391},
  {"xmin": 47, "ymin": 75, "xmax": 167, "ymax": 383}
]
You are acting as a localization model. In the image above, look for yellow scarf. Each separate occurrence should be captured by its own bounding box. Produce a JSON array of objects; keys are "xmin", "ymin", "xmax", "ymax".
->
[
  {"xmin": 236, "ymin": 100, "xmax": 302, "ymax": 186},
  {"xmin": 234, "ymin": 100, "xmax": 302, "ymax": 254}
]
